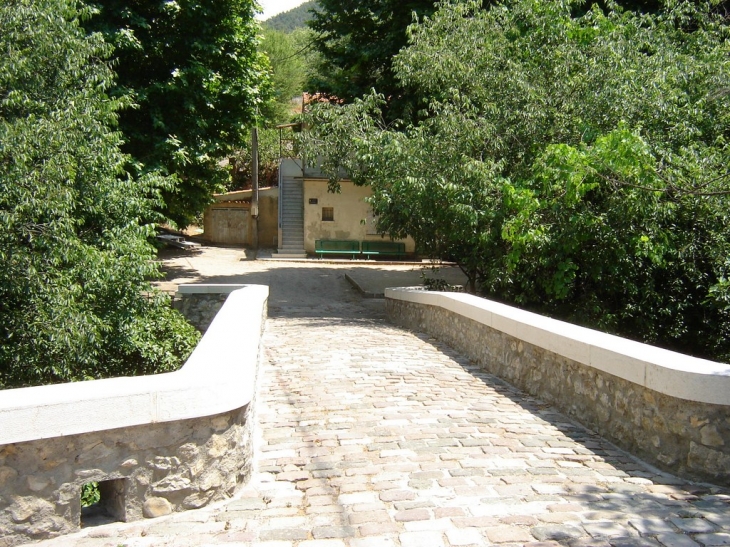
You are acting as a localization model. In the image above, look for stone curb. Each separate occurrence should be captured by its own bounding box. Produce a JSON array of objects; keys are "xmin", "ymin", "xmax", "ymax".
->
[{"xmin": 344, "ymin": 273, "xmax": 383, "ymax": 298}]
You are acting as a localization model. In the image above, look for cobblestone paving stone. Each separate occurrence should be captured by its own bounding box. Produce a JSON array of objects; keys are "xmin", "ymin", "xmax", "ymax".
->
[{"xmin": 23, "ymin": 263, "xmax": 730, "ymax": 547}]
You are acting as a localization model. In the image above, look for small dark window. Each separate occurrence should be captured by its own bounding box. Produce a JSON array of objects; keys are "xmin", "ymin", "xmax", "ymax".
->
[{"xmin": 322, "ymin": 207, "xmax": 334, "ymax": 222}]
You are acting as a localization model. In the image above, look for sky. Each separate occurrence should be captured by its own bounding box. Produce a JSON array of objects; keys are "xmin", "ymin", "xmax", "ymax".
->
[{"xmin": 257, "ymin": 0, "xmax": 308, "ymax": 20}]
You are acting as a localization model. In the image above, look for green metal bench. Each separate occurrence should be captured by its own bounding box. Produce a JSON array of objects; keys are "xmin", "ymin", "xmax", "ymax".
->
[
  {"xmin": 361, "ymin": 240, "xmax": 406, "ymax": 259},
  {"xmin": 315, "ymin": 239, "xmax": 361, "ymax": 259}
]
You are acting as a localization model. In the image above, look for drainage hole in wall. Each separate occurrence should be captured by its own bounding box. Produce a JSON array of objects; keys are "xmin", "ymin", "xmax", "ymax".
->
[{"xmin": 80, "ymin": 479, "xmax": 126, "ymax": 528}]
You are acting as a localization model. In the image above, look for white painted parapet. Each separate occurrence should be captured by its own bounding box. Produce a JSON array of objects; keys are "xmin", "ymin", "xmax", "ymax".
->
[
  {"xmin": 386, "ymin": 288, "xmax": 730, "ymax": 484},
  {"xmin": 0, "ymin": 285, "xmax": 268, "ymax": 544}
]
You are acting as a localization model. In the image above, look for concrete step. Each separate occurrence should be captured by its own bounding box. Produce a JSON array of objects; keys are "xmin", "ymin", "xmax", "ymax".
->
[{"xmin": 273, "ymin": 253, "xmax": 307, "ymax": 259}]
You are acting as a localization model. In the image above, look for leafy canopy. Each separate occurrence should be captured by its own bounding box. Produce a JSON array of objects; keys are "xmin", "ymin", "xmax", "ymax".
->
[
  {"xmin": 0, "ymin": 0, "xmax": 199, "ymax": 388},
  {"xmin": 260, "ymin": 27, "xmax": 310, "ymax": 124},
  {"xmin": 307, "ymin": 0, "xmax": 439, "ymax": 122},
  {"xmin": 304, "ymin": 0, "xmax": 664, "ymax": 123},
  {"xmin": 302, "ymin": 0, "xmax": 730, "ymax": 362},
  {"xmin": 85, "ymin": 0, "xmax": 270, "ymax": 226}
]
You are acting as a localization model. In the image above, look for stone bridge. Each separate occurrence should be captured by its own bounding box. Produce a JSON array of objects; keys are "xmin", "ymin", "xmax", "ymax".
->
[{"xmin": 1, "ymin": 259, "xmax": 729, "ymax": 547}]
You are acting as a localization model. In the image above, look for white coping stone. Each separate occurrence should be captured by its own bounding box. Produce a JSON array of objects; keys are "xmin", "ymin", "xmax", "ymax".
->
[
  {"xmin": 0, "ymin": 285, "xmax": 268, "ymax": 446},
  {"xmin": 386, "ymin": 288, "xmax": 730, "ymax": 406},
  {"xmin": 176, "ymin": 284, "xmax": 247, "ymax": 295}
]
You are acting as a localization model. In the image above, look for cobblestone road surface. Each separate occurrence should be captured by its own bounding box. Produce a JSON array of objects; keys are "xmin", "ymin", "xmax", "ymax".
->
[{"xmin": 25, "ymin": 257, "xmax": 730, "ymax": 547}]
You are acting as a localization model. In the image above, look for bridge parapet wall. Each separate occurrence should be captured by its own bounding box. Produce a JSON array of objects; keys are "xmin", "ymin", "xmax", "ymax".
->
[
  {"xmin": 386, "ymin": 288, "xmax": 730, "ymax": 486},
  {"xmin": 0, "ymin": 285, "xmax": 267, "ymax": 546}
]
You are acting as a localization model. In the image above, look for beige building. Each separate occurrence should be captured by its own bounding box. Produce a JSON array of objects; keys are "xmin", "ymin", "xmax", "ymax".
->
[
  {"xmin": 302, "ymin": 178, "xmax": 417, "ymax": 255},
  {"xmin": 203, "ymin": 158, "xmax": 415, "ymax": 257}
]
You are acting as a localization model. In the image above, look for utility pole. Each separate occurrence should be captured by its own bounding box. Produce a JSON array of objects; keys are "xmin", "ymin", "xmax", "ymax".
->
[{"xmin": 251, "ymin": 126, "xmax": 259, "ymax": 257}]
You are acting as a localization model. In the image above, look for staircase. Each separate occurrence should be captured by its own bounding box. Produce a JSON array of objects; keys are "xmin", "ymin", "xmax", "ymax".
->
[{"xmin": 276, "ymin": 174, "xmax": 307, "ymax": 258}]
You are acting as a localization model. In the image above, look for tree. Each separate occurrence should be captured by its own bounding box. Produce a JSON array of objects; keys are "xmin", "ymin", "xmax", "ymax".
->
[
  {"xmin": 307, "ymin": 0, "xmax": 439, "ymax": 122},
  {"xmin": 260, "ymin": 27, "xmax": 310, "ymax": 124},
  {"xmin": 302, "ymin": 0, "xmax": 730, "ymax": 362},
  {"xmin": 226, "ymin": 27, "xmax": 313, "ymax": 192},
  {"xmin": 85, "ymin": 0, "xmax": 270, "ymax": 226},
  {"xmin": 0, "ymin": 0, "xmax": 200, "ymax": 388},
  {"xmin": 305, "ymin": 0, "xmax": 691, "ymax": 124}
]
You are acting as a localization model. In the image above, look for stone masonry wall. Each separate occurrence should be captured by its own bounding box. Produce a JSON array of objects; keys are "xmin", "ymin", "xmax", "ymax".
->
[
  {"xmin": 174, "ymin": 293, "xmax": 229, "ymax": 332},
  {"xmin": 0, "ymin": 404, "xmax": 253, "ymax": 546},
  {"xmin": 0, "ymin": 286, "xmax": 265, "ymax": 546},
  {"xmin": 386, "ymin": 298, "xmax": 730, "ymax": 486}
]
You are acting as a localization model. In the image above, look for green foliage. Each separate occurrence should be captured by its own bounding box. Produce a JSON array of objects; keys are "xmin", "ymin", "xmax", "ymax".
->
[
  {"xmin": 228, "ymin": 28, "xmax": 312, "ymax": 193},
  {"xmin": 81, "ymin": 483, "xmax": 100, "ymax": 507},
  {"xmin": 303, "ymin": 0, "xmax": 730, "ymax": 362},
  {"xmin": 0, "ymin": 0, "xmax": 200, "ymax": 389},
  {"xmin": 229, "ymin": 128, "xmax": 283, "ymax": 190},
  {"xmin": 307, "ymin": 0, "xmax": 440, "ymax": 123},
  {"xmin": 260, "ymin": 28, "xmax": 310, "ymax": 124},
  {"xmin": 264, "ymin": 0, "xmax": 318, "ymax": 33},
  {"xmin": 84, "ymin": 0, "xmax": 270, "ymax": 227},
  {"xmin": 305, "ymin": 0, "xmax": 690, "ymax": 123}
]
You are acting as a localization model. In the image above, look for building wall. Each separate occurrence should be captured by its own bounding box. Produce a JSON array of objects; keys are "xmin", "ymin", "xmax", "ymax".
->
[
  {"xmin": 204, "ymin": 202, "xmax": 251, "ymax": 245},
  {"xmin": 257, "ymin": 190, "xmax": 279, "ymax": 249},
  {"xmin": 203, "ymin": 188, "xmax": 278, "ymax": 248},
  {"xmin": 302, "ymin": 178, "xmax": 415, "ymax": 254}
]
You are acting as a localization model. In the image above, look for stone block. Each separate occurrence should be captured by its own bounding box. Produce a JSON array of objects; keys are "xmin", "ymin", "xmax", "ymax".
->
[{"xmin": 143, "ymin": 497, "xmax": 173, "ymax": 518}]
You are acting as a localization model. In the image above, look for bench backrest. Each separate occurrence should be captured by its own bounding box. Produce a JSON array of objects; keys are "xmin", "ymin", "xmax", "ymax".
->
[
  {"xmin": 361, "ymin": 241, "xmax": 405, "ymax": 253},
  {"xmin": 316, "ymin": 239, "xmax": 360, "ymax": 252}
]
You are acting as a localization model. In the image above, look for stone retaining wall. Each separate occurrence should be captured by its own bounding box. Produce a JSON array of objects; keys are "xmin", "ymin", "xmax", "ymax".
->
[
  {"xmin": 0, "ymin": 285, "xmax": 267, "ymax": 546},
  {"xmin": 173, "ymin": 285, "xmax": 243, "ymax": 332},
  {"xmin": 0, "ymin": 406, "xmax": 252, "ymax": 545},
  {"xmin": 386, "ymin": 289, "xmax": 730, "ymax": 486}
]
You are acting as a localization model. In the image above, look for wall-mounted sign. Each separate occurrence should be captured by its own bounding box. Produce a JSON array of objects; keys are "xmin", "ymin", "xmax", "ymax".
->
[{"xmin": 309, "ymin": 198, "xmax": 318, "ymax": 204}]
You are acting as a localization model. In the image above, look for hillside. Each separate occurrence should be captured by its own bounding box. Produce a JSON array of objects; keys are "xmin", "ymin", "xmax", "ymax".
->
[{"xmin": 264, "ymin": 1, "xmax": 318, "ymax": 32}]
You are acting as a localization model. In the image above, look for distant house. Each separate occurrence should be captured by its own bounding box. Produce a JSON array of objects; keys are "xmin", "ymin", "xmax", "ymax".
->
[{"xmin": 203, "ymin": 158, "xmax": 415, "ymax": 258}]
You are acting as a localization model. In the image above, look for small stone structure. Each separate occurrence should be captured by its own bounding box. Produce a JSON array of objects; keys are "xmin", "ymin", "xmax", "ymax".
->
[
  {"xmin": 174, "ymin": 284, "xmax": 244, "ymax": 332},
  {"xmin": 0, "ymin": 407, "xmax": 251, "ymax": 541},
  {"xmin": 203, "ymin": 187, "xmax": 279, "ymax": 247},
  {"xmin": 386, "ymin": 288, "xmax": 730, "ymax": 486},
  {"xmin": 0, "ymin": 285, "xmax": 267, "ymax": 546}
]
